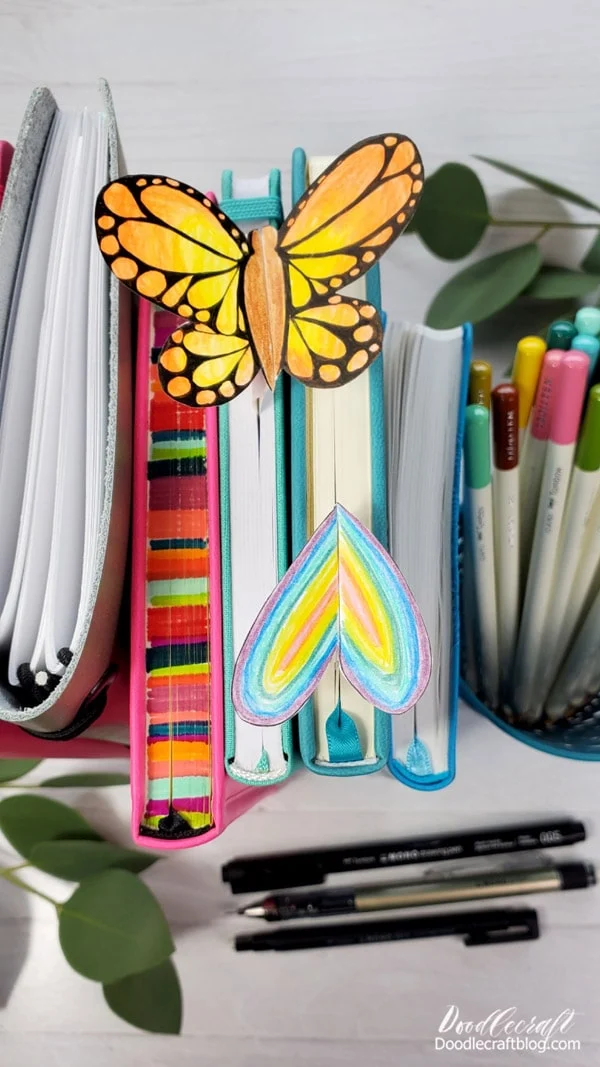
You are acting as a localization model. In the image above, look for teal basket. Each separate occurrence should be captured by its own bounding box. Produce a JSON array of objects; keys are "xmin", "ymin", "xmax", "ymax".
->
[{"xmin": 459, "ymin": 517, "xmax": 600, "ymax": 761}]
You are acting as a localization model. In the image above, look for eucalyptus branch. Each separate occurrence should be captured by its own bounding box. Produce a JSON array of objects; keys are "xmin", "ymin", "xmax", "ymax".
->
[{"xmin": 0, "ymin": 865, "xmax": 60, "ymax": 908}]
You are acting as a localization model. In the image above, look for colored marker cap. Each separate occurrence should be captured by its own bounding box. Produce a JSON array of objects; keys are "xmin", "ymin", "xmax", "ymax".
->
[
  {"xmin": 469, "ymin": 360, "xmax": 492, "ymax": 409},
  {"xmin": 576, "ymin": 385, "xmax": 600, "ymax": 471},
  {"xmin": 546, "ymin": 320, "xmax": 577, "ymax": 350},
  {"xmin": 511, "ymin": 336, "xmax": 546, "ymax": 429},
  {"xmin": 492, "ymin": 384, "xmax": 519, "ymax": 470},
  {"xmin": 550, "ymin": 352, "xmax": 590, "ymax": 445},
  {"xmin": 531, "ymin": 350, "xmax": 564, "ymax": 441},
  {"xmin": 464, "ymin": 405, "xmax": 491, "ymax": 489},
  {"xmin": 572, "ymin": 334, "xmax": 600, "ymax": 358},
  {"xmin": 574, "ymin": 307, "xmax": 600, "ymax": 338}
]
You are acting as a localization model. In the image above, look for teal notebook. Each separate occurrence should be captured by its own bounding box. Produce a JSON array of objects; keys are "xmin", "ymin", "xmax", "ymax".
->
[
  {"xmin": 290, "ymin": 147, "xmax": 390, "ymax": 776},
  {"xmin": 218, "ymin": 169, "xmax": 293, "ymax": 785}
]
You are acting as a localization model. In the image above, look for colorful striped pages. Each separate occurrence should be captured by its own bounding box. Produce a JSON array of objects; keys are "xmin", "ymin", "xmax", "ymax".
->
[{"xmin": 141, "ymin": 315, "xmax": 214, "ymax": 837}]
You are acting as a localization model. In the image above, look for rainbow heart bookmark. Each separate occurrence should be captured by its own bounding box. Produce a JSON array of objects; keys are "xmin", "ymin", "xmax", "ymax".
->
[{"xmin": 232, "ymin": 504, "xmax": 431, "ymax": 726}]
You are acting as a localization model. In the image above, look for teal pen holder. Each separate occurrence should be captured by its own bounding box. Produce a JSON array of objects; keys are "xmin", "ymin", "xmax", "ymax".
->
[{"xmin": 458, "ymin": 517, "xmax": 600, "ymax": 760}]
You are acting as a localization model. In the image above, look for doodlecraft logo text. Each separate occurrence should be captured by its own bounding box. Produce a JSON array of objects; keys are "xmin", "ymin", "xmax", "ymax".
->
[{"xmin": 434, "ymin": 1005, "xmax": 582, "ymax": 1055}]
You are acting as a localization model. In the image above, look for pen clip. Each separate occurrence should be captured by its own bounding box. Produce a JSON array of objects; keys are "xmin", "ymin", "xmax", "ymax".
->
[{"xmin": 464, "ymin": 909, "xmax": 539, "ymax": 947}]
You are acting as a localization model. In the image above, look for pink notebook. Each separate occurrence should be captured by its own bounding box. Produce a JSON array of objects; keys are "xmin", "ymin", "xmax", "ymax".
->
[{"xmin": 129, "ymin": 299, "xmax": 266, "ymax": 849}]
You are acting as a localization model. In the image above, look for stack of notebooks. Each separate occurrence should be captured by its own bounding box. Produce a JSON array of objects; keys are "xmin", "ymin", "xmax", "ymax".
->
[{"xmin": 1, "ymin": 82, "xmax": 598, "ymax": 852}]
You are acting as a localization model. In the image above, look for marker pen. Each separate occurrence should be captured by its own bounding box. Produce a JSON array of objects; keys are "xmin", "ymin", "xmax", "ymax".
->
[
  {"xmin": 519, "ymin": 349, "xmax": 563, "ymax": 582},
  {"xmin": 492, "ymin": 385, "xmax": 520, "ymax": 696},
  {"xmin": 571, "ymin": 334, "xmax": 600, "ymax": 383},
  {"xmin": 546, "ymin": 583, "xmax": 600, "ymax": 721},
  {"xmin": 469, "ymin": 360, "xmax": 492, "ymax": 409},
  {"xmin": 536, "ymin": 385, "xmax": 600, "ymax": 711},
  {"xmin": 574, "ymin": 306, "xmax": 600, "ymax": 338},
  {"xmin": 546, "ymin": 319, "xmax": 577, "ymax": 351},
  {"xmin": 511, "ymin": 335, "xmax": 546, "ymax": 446},
  {"xmin": 513, "ymin": 351, "xmax": 590, "ymax": 720},
  {"xmin": 464, "ymin": 405, "xmax": 499, "ymax": 707}
]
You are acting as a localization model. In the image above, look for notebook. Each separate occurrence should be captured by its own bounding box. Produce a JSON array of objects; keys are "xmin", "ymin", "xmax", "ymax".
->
[
  {"xmin": 383, "ymin": 321, "xmax": 470, "ymax": 787},
  {"xmin": 130, "ymin": 300, "xmax": 267, "ymax": 848},
  {"xmin": 0, "ymin": 82, "xmax": 131, "ymax": 736},
  {"xmin": 217, "ymin": 171, "xmax": 293, "ymax": 785},
  {"xmin": 290, "ymin": 148, "xmax": 391, "ymax": 776}
]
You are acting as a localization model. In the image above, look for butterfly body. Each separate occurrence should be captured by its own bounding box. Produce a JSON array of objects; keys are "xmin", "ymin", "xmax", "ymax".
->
[
  {"xmin": 95, "ymin": 134, "xmax": 424, "ymax": 407},
  {"xmin": 243, "ymin": 226, "xmax": 287, "ymax": 389}
]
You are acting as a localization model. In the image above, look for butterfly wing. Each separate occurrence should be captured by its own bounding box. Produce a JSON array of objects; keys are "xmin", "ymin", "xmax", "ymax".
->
[
  {"xmin": 95, "ymin": 176, "xmax": 249, "ymax": 335},
  {"xmin": 278, "ymin": 134, "xmax": 423, "ymax": 308},
  {"xmin": 284, "ymin": 294, "xmax": 383, "ymax": 387},
  {"xmin": 158, "ymin": 322, "xmax": 259, "ymax": 407}
]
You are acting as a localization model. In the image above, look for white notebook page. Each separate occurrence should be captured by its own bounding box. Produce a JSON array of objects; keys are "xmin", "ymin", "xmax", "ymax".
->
[
  {"xmin": 305, "ymin": 155, "xmax": 377, "ymax": 766},
  {"xmin": 384, "ymin": 322, "xmax": 463, "ymax": 776},
  {"xmin": 225, "ymin": 176, "xmax": 287, "ymax": 779},
  {"xmin": 0, "ymin": 107, "xmax": 109, "ymax": 691},
  {"xmin": 0, "ymin": 113, "xmax": 72, "ymax": 626}
]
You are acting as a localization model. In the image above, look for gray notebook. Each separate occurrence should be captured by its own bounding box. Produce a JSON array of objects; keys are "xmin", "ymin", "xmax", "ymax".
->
[{"xmin": 0, "ymin": 81, "xmax": 131, "ymax": 734}]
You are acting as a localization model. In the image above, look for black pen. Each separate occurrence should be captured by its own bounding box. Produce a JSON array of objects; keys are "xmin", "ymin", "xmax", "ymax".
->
[
  {"xmin": 239, "ymin": 862, "xmax": 595, "ymax": 920},
  {"xmin": 235, "ymin": 907, "xmax": 540, "ymax": 952},
  {"xmin": 222, "ymin": 818, "xmax": 586, "ymax": 893}
]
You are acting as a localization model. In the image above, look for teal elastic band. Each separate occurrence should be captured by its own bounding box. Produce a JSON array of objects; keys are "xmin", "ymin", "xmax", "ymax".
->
[
  {"xmin": 219, "ymin": 195, "xmax": 283, "ymax": 224},
  {"xmin": 220, "ymin": 168, "xmax": 282, "ymax": 225}
]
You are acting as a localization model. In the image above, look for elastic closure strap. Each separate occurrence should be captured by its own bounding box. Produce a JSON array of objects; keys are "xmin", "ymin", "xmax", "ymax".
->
[
  {"xmin": 220, "ymin": 167, "xmax": 282, "ymax": 226},
  {"xmin": 219, "ymin": 196, "xmax": 283, "ymax": 225}
]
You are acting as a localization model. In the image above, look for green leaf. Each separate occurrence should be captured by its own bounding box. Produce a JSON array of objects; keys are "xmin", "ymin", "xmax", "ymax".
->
[
  {"xmin": 525, "ymin": 269, "xmax": 600, "ymax": 300},
  {"xmin": 40, "ymin": 772, "xmax": 129, "ymax": 788},
  {"xmin": 29, "ymin": 840, "xmax": 158, "ymax": 881},
  {"xmin": 59, "ymin": 868, "xmax": 174, "ymax": 983},
  {"xmin": 414, "ymin": 163, "xmax": 489, "ymax": 260},
  {"xmin": 582, "ymin": 233, "xmax": 600, "ymax": 273},
  {"xmin": 0, "ymin": 758, "xmax": 41, "ymax": 783},
  {"xmin": 0, "ymin": 794, "xmax": 101, "ymax": 859},
  {"xmin": 475, "ymin": 156, "xmax": 600, "ymax": 214},
  {"xmin": 104, "ymin": 959, "xmax": 182, "ymax": 1034},
  {"xmin": 426, "ymin": 243, "xmax": 542, "ymax": 329}
]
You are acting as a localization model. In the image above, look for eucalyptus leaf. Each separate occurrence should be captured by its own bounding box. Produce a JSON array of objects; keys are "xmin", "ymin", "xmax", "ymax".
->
[
  {"xmin": 426, "ymin": 243, "xmax": 542, "ymax": 329},
  {"xmin": 59, "ymin": 868, "xmax": 174, "ymax": 983},
  {"xmin": 0, "ymin": 759, "xmax": 41, "ymax": 783},
  {"xmin": 414, "ymin": 163, "xmax": 489, "ymax": 260},
  {"xmin": 40, "ymin": 773, "xmax": 129, "ymax": 788},
  {"xmin": 582, "ymin": 233, "xmax": 600, "ymax": 273},
  {"xmin": 0, "ymin": 794, "xmax": 101, "ymax": 859},
  {"xmin": 526, "ymin": 269, "xmax": 600, "ymax": 300},
  {"xmin": 104, "ymin": 959, "xmax": 182, "ymax": 1034},
  {"xmin": 475, "ymin": 156, "xmax": 600, "ymax": 214},
  {"xmin": 29, "ymin": 840, "xmax": 157, "ymax": 881}
]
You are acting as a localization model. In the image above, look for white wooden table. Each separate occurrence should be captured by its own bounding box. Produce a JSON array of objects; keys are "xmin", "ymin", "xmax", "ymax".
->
[{"xmin": 1, "ymin": 0, "xmax": 599, "ymax": 1062}]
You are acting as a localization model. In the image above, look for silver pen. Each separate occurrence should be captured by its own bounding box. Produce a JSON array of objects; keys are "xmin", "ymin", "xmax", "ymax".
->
[{"xmin": 239, "ymin": 862, "xmax": 595, "ymax": 921}]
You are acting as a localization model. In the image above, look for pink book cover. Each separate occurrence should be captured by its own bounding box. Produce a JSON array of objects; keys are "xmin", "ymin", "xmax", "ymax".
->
[
  {"xmin": 130, "ymin": 297, "xmax": 266, "ymax": 849},
  {"xmin": 0, "ymin": 141, "xmax": 14, "ymax": 205}
]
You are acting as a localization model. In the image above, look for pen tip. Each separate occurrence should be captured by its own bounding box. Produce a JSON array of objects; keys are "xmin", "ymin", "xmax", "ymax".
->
[{"xmin": 238, "ymin": 905, "xmax": 267, "ymax": 918}]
